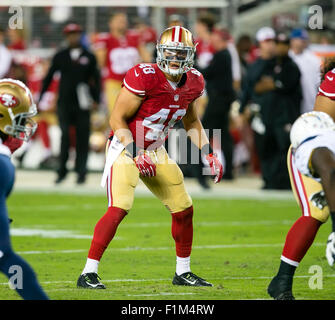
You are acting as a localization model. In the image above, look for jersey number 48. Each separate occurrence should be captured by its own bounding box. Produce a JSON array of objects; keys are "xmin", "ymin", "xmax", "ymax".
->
[{"xmin": 142, "ymin": 108, "xmax": 186, "ymax": 140}]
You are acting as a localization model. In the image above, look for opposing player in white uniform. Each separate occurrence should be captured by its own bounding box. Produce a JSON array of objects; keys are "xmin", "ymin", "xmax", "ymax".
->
[
  {"xmin": 268, "ymin": 111, "xmax": 335, "ymax": 299},
  {"xmin": 267, "ymin": 58, "xmax": 335, "ymax": 300}
]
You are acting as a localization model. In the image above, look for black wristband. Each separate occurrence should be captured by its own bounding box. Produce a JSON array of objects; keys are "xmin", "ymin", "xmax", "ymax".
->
[
  {"xmin": 201, "ymin": 143, "xmax": 213, "ymax": 156},
  {"xmin": 125, "ymin": 141, "xmax": 139, "ymax": 158}
]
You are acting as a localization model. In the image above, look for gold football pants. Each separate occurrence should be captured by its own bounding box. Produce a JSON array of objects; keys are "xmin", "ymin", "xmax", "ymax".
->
[
  {"xmin": 105, "ymin": 146, "xmax": 192, "ymax": 213},
  {"xmin": 287, "ymin": 146, "xmax": 329, "ymax": 223}
]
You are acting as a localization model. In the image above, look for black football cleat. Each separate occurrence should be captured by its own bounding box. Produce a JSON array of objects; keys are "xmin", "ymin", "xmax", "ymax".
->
[
  {"xmin": 172, "ymin": 272, "xmax": 213, "ymax": 287},
  {"xmin": 267, "ymin": 275, "xmax": 295, "ymax": 300},
  {"xmin": 77, "ymin": 273, "xmax": 106, "ymax": 289}
]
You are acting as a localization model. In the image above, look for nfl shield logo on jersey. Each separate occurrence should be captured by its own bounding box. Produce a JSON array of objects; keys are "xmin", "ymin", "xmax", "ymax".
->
[{"xmin": 174, "ymin": 94, "xmax": 179, "ymax": 102}]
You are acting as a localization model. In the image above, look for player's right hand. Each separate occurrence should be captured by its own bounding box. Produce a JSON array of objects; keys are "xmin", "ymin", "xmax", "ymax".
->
[
  {"xmin": 326, "ymin": 232, "xmax": 335, "ymax": 266},
  {"xmin": 134, "ymin": 152, "xmax": 156, "ymax": 177},
  {"xmin": 206, "ymin": 153, "xmax": 223, "ymax": 184}
]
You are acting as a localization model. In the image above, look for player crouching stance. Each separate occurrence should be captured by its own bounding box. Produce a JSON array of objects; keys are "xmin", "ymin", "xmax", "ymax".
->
[
  {"xmin": 77, "ymin": 26, "xmax": 223, "ymax": 289},
  {"xmin": 268, "ymin": 111, "xmax": 335, "ymax": 300},
  {"xmin": 0, "ymin": 79, "xmax": 48, "ymax": 299}
]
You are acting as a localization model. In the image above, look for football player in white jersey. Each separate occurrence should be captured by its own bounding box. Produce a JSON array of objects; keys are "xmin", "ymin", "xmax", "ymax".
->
[{"xmin": 268, "ymin": 111, "xmax": 335, "ymax": 299}]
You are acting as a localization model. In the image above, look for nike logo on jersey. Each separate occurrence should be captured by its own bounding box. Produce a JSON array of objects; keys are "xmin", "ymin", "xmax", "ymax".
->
[
  {"xmin": 327, "ymin": 76, "xmax": 334, "ymax": 81},
  {"xmin": 135, "ymin": 70, "xmax": 139, "ymax": 77}
]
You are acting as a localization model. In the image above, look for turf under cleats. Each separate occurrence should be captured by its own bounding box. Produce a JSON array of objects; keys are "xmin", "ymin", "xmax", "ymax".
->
[
  {"xmin": 172, "ymin": 272, "xmax": 213, "ymax": 287},
  {"xmin": 77, "ymin": 273, "xmax": 106, "ymax": 289},
  {"xmin": 267, "ymin": 275, "xmax": 295, "ymax": 300}
]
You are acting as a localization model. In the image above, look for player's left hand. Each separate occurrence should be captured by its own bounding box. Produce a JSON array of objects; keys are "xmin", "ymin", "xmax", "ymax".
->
[
  {"xmin": 134, "ymin": 152, "xmax": 156, "ymax": 177},
  {"xmin": 326, "ymin": 232, "xmax": 335, "ymax": 266},
  {"xmin": 206, "ymin": 153, "xmax": 223, "ymax": 184}
]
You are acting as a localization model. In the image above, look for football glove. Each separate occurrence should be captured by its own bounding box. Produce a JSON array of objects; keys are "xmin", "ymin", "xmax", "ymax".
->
[
  {"xmin": 205, "ymin": 153, "xmax": 223, "ymax": 184},
  {"xmin": 134, "ymin": 152, "xmax": 156, "ymax": 177},
  {"xmin": 326, "ymin": 232, "xmax": 335, "ymax": 267}
]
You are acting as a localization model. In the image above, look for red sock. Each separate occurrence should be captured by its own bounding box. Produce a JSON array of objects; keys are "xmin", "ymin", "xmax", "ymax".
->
[
  {"xmin": 88, "ymin": 207, "xmax": 127, "ymax": 261},
  {"xmin": 171, "ymin": 206, "xmax": 193, "ymax": 258},
  {"xmin": 282, "ymin": 216, "xmax": 322, "ymax": 265}
]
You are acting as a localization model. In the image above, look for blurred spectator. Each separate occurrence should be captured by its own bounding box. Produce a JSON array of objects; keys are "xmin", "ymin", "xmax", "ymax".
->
[
  {"xmin": 235, "ymin": 34, "xmax": 259, "ymax": 174},
  {"xmin": 194, "ymin": 12, "xmax": 215, "ymax": 70},
  {"xmin": 133, "ymin": 18, "xmax": 157, "ymax": 46},
  {"xmin": 263, "ymin": 33, "xmax": 301, "ymax": 189},
  {"xmin": 35, "ymin": 66, "xmax": 59, "ymax": 170},
  {"xmin": 0, "ymin": 27, "xmax": 12, "ymax": 78},
  {"xmin": 289, "ymin": 28, "xmax": 321, "ymax": 114},
  {"xmin": 239, "ymin": 27, "xmax": 278, "ymax": 188},
  {"xmin": 199, "ymin": 29, "xmax": 236, "ymax": 182},
  {"xmin": 239, "ymin": 27, "xmax": 277, "ymax": 138},
  {"xmin": 94, "ymin": 12, "xmax": 150, "ymax": 117},
  {"xmin": 193, "ymin": 12, "xmax": 216, "ymax": 125},
  {"xmin": 39, "ymin": 23, "xmax": 101, "ymax": 184},
  {"xmin": 194, "ymin": 13, "xmax": 240, "ymax": 107},
  {"xmin": 240, "ymin": 29, "xmax": 301, "ymax": 189},
  {"xmin": 133, "ymin": 18, "xmax": 157, "ymax": 61},
  {"xmin": 236, "ymin": 34, "xmax": 257, "ymax": 84},
  {"xmin": 168, "ymin": 14, "xmax": 185, "ymax": 27},
  {"xmin": 7, "ymin": 28, "xmax": 26, "ymax": 50},
  {"xmin": 224, "ymin": 30, "xmax": 242, "ymax": 93}
]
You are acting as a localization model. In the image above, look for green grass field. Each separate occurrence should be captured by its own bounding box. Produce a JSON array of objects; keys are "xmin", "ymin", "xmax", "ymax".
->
[{"xmin": 1, "ymin": 192, "xmax": 334, "ymax": 300}]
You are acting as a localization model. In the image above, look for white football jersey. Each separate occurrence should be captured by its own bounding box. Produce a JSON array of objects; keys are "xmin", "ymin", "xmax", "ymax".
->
[{"xmin": 293, "ymin": 130, "xmax": 335, "ymax": 180}]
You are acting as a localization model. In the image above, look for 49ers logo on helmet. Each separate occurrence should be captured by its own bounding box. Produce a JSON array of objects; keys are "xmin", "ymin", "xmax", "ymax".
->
[{"xmin": 0, "ymin": 93, "xmax": 20, "ymax": 108}]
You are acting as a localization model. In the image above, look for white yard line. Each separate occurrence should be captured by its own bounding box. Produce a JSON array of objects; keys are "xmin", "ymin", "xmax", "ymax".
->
[
  {"xmin": 13, "ymin": 186, "xmax": 294, "ymax": 201},
  {"xmin": 8, "ymin": 204, "xmax": 106, "ymax": 211},
  {"xmin": 17, "ymin": 249, "xmax": 87, "ymax": 255},
  {"xmin": 15, "ymin": 242, "xmax": 325, "ymax": 255},
  {"xmin": 1, "ymin": 274, "xmax": 335, "ymax": 287},
  {"xmin": 10, "ymin": 220, "xmax": 296, "ymax": 233},
  {"xmin": 120, "ymin": 220, "xmax": 295, "ymax": 228},
  {"xmin": 10, "ymin": 228, "xmax": 93, "ymax": 239},
  {"xmin": 38, "ymin": 289, "xmax": 197, "ymax": 297},
  {"xmin": 127, "ymin": 292, "xmax": 196, "ymax": 297},
  {"xmin": 10, "ymin": 228, "xmax": 122, "ymax": 240}
]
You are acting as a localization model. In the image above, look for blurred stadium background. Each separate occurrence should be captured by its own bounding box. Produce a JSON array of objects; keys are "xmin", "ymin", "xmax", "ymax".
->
[
  {"xmin": 1, "ymin": 0, "xmax": 335, "ymax": 300},
  {"xmin": 0, "ymin": 0, "xmax": 334, "ymax": 179}
]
